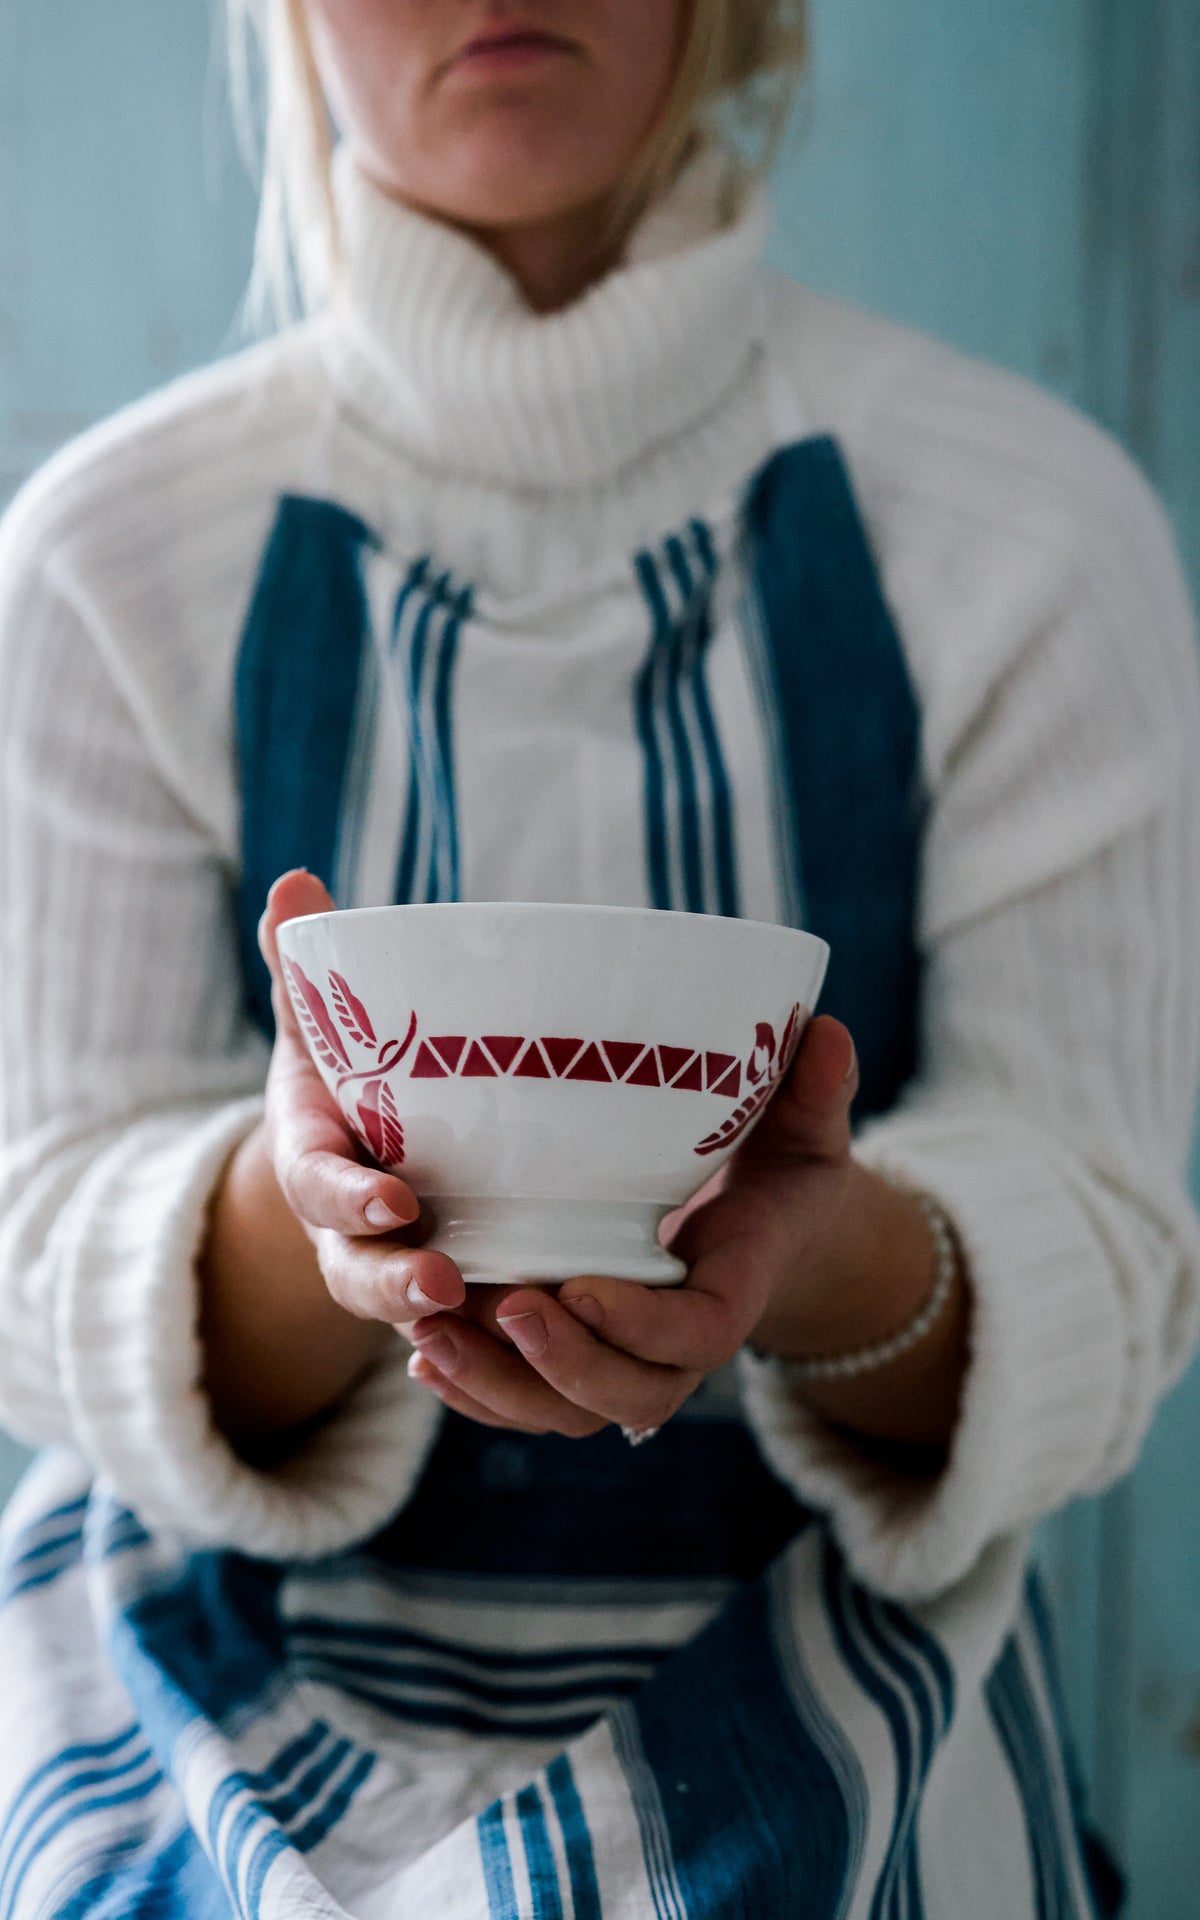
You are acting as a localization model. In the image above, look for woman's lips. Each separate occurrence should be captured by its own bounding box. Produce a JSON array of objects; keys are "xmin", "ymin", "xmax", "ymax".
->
[{"xmin": 455, "ymin": 28, "xmax": 575, "ymax": 72}]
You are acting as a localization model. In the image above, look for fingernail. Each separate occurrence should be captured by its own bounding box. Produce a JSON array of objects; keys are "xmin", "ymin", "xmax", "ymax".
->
[
  {"xmin": 365, "ymin": 1197, "xmax": 411, "ymax": 1229},
  {"xmin": 498, "ymin": 1312, "xmax": 548, "ymax": 1358},
  {"xmin": 412, "ymin": 1329, "xmax": 458, "ymax": 1374},
  {"xmin": 564, "ymin": 1295, "xmax": 604, "ymax": 1332},
  {"xmin": 404, "ymin": 1278, "xmax": 440, "ymax": 1316}
]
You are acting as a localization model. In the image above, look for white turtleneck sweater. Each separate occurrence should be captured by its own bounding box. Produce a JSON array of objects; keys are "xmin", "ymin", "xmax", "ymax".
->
[{"xmin": 1, "ymin": 151, "xmax": 1198, "ymax": 1607}]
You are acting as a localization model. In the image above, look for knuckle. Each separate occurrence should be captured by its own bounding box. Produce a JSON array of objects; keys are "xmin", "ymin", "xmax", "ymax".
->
[
  {"xmin": 317, "ymin": 1244, "xmax": 355, "ymax": 1314},
  {"xmin": 692, "ymin": 1308, "xmax": 739, "ymax": 1373},
  {"xmin": 336, "ymin": 1162, "xmax": 370, "ymax": 1214},
  {"xmin": 279, "ymin": 1158, "xmax": 310, "ymax": 1219},
  {"xmin": 567, "ymin": 1414, "xmax": 607, "ymax": 1440},
  {"xmin": 700, "ymin": 1331, "xmax": 739, "ymax": 1374},
  {"xmin": 550, "ymin": 1405, "xmax": 601, "ymax": 1440},
  {"xmin": 317, "ymin": 1238, "xmax": 372, "ymax": 1319}
]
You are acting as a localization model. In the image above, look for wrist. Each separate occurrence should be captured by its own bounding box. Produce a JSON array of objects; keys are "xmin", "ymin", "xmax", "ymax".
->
[
  {"xmin": 773, "ymin": 1191, "xmax": 958, "ymax": 1381},
  {"xmin": 198, "ymin": 1122, "xmax": 391, "ymax": 1444},
  {"xmin": 748, "ymin": 1162, "xmax": 971, "ymax": 1451},
  {"xmin": 751, "ymin": 1159, "xmax": 936, "ymax": 1361}
]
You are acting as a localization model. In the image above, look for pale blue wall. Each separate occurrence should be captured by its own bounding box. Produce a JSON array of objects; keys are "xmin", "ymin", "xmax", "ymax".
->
[
  {"xmin": 767, "ymin": 13, "xmax": 1200, "ymax": 1911},
  {"xmin": 1, "ymin": 3, "xmax": 1198, "ymax": 1912}
]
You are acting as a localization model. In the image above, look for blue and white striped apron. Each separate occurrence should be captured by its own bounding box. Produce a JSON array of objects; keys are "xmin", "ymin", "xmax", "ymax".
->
[{"xmin": 0, "ymin": 432, "xmax": 1114, "ymax": 1919}]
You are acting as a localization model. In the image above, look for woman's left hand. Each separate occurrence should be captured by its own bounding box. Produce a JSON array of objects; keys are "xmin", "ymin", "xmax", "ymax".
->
[{"xmin": 407, "ymin": 1015, "xmax": 880, "ymax": 1439}]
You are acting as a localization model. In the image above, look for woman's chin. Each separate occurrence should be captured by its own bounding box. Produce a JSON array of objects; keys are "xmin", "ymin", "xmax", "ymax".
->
[{"xmin": 406, "ymin": 164, "xmax": 617, "ymax": 241}]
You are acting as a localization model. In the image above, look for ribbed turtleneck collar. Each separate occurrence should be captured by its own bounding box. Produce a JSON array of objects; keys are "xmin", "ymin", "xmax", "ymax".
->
[{"xmin": 323, "ymin": 146, "xmax": 770, "ymax": 492}]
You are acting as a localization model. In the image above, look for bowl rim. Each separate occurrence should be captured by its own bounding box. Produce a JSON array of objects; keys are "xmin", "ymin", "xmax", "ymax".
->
[{"xmin": 277, "ymin": 900, "xmax": 829, "ymax": 956}]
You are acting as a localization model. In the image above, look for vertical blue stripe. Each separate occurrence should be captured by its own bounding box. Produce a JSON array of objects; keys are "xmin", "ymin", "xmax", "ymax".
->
[
  {"xmin": 234, "ymin": 495, "xmax": 377, "ymax": 1039},
  {"xmin": 546, "ymin": 1756, "xmax": 602, "ymax": 1920},
  {"xmin": 689, "ymin": 517, "xmax": 718, "ymax": 579},
  {"xmin": 637, "ymin": 550, "xmax": 705, "ymax": 911},
  {"xmin": 636, "ymin": 525, "xmax": 740, "ymax": 919},
  {"xmin": 386, "ymin": 559, "xmax": 430, "ymax": 907},
  {"xmin": 220, "ymin": 1802, "xmax": 272, "ymax": 1913},
  {"xmin": 669, "ymin": 523, "xmax": 741, "ymax": 918},
  {"xmin": 393, "ymin": 570, "xmax": 469, "ymax": 907},
  {"xmin": 427, "ymin": 585, "xmax": 471, "ymax": 904},
  {"xmin": 628, "ymin": 1576, "xmax": 856, "ymax": 1918},
  {"xmin": 608, "ymin": 1706, "xmax": 681, "ymax": 1920},
  {"xmin": 634, "ymin": 556, "xmax": 675, "ymax": 910},
  {"xmin": 1023, "ymin": 1581, "xmax": 1114, "ymax": 1920},
  {"xmin": 478, "ymin": 1800, "xmax": 519, "ymax": 1920},
  {"xmin": 389, "ymin": 554, "xmax": 433, "ymax": 645},
  {"xmin": 820, "ymin": 1541, "xmax": 941, "ymax": 1920},
  {"xmin": 1025, "ymin": 1571, "xmax": 1098, "ymax": 1877},
  {"xmin": 664, "ymin": 617, "xmax": 705, "ymax": 913},
  {"xmin": 243, "ymin": 1829, "xmax": 291, "ymax": 1920},
  {"xmin": 744, "ymin": 437, "xmax": 923, "ymax": 1120},
  {"xmin": 986, "ymin": 1636, "xmax": 1076, "ymax": 1920},
  {"xmin": 876, "ymin": 1600, "xmax": 955, "ymax": 1738},
  {"xmin": 516, "ymin": 1783, "xmax": 564, "ymax": 1920},
  {"xmin": 394, "ymin": 575, "xmax": 447, "ymax": 904}
]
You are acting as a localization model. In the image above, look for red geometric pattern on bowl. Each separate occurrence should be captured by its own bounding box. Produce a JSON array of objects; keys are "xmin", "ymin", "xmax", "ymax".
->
[
  {"xmin": 281, "ymin": 955, "xmax": 801, "ymax": 1172},
  {"xmin": 409, "ymin": 1032, "xmax": 745, "ymax": 1097}
]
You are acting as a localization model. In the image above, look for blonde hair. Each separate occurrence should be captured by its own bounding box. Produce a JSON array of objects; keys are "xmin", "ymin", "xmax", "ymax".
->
[{"xmin": 227, "ymin": 0, "xmax": 807, "ymax": 327}]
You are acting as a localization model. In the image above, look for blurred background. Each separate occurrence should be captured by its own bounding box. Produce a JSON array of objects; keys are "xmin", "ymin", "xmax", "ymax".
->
[{"xmin": 1, "ymin": 1, "xmax": 1197, "ymax": 1910}]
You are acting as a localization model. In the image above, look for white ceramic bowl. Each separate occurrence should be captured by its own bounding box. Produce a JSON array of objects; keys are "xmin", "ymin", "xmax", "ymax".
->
[{"xmin": 277, "ymin": 903, "xmax": 828, "ymax": 1286}]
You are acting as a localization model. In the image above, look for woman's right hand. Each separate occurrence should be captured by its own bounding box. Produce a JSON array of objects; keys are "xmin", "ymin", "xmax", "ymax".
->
[
  {"xmin": 257, "ymin": 869, "xmax": 469, "ymax": 1332},
  {"xmin": 199, "ymin": 871, "xmax": 468, "ymax": 1444}
]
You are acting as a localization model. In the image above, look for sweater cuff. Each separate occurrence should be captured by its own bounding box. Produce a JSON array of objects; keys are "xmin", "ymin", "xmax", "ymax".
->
[
  {"xmin": 54, "ymin": 1099, "xmax": 441, "ymax": 1560},
  {"xmin": 739, "ymin": 1114, "xmax": 1126, "ymax": 1601}
]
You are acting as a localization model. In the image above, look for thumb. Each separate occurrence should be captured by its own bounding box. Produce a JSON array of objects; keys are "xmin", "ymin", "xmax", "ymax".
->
[
  {"xmin": 258, "ymin": 869, "xmax": 336, "ymax": 1040},
  {"xmin": 739, "ymin": 1015, "xmax": 858, "ymax": 1167}
]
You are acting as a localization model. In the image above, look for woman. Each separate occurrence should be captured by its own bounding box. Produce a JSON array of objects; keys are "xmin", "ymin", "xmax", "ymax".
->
[{"xmin": 0, "ymin": 1, "xmax": 1197, "ymax": 1914}]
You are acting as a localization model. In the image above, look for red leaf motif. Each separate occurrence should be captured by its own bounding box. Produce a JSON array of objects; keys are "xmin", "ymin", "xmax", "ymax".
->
[
  {"xmin": 378, "ymin": 1013, "xmax": 419, "ymax": 1074},
  {"xmin": 283, "ymin": 958, "xmax": 352, "ymax": 1071},
  {"xmin": 379, "ymin": 1083, "xmax": 405, "ymax": 1168},
  {"xmin": 693, "ymin": 1007, "xmax": 802, "ymax": 1156},
  {"xmin": 329, "ymin": 972, "xmax": 377, "ymax": 1048},
  {"xmin": 693, "ymin": 1082, "xmax": 772, "ymax": 1156},
  {"xmin": 746, "ymin": 1022, "xmax": 777, "ymax": 1088}
]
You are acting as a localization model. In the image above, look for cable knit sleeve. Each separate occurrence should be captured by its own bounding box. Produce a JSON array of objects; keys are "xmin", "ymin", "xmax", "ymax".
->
[
  {"xmin": 0, "ymin": 479, "xmax": 440, "ymax": 1561},
  {"xmin": 740, "ymin": 390, "xmax": 1200, "ymax": 1601}
]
